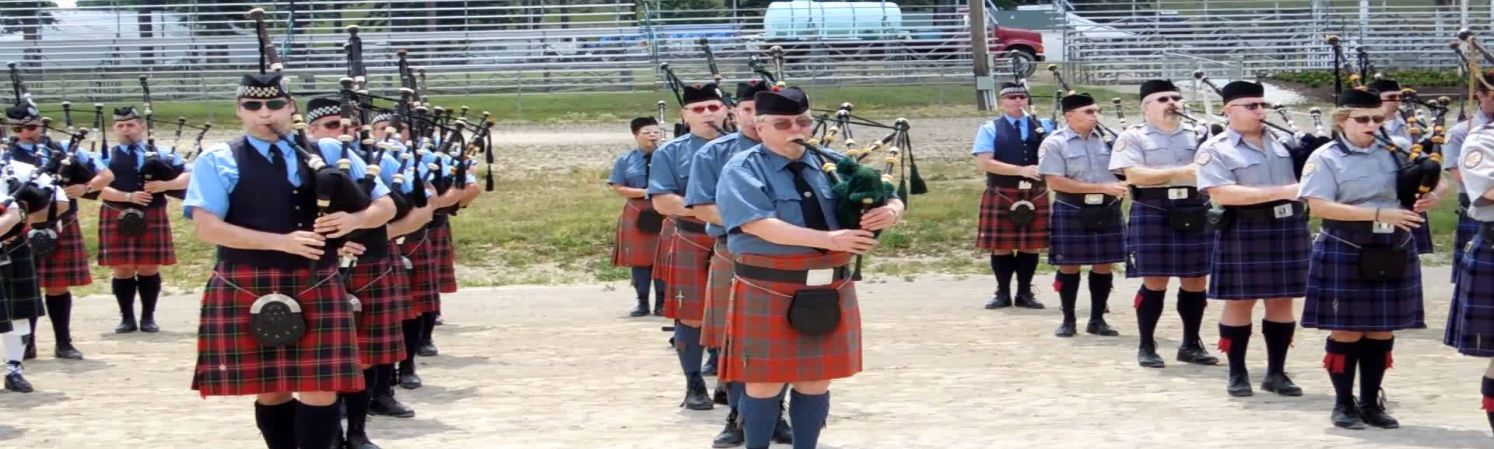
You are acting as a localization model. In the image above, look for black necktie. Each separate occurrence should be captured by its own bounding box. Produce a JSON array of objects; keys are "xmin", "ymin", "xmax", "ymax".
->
[
  {"xmin": 787, "ymin": 161, "xmax": 830, "ymax": 231},
  {"xmin": 267, "ymin": 142, "xmax": 288, "ymax": 179},
  {"xmin": 643, "ymin": 152, "xmax": 652, "ymax": 181}
]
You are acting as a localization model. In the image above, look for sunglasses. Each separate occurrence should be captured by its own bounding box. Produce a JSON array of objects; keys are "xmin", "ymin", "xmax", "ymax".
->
[
  {"xmin": 319, "ymin": 121, "xmax": 342, "ymax": 131},
  {"xmin": 768, "ymin": 117, "xmax": 815, "ymax": 131},
  {"xmin": 1349, "ymin": 114, "xmax": 1387, "ymax": 125},
  {"xmin": 1153, "ymin": 95, "xmax": 1184, "ymax": 104},
  {"xmin": 1381, "ymin": 95, "xmax": 1403, "ymax": 102},
  {"xmin": 1230, "ymin": 102, "xmax": 1272, "ymax": 111},
  {"xmin": 8, "ymin": 124, "xmax": 39, "ymax": 132},
  {"xmin": 240, "ymin": 99, "xmax": 290, "ymax": 111},
  {"xmin": 1071, "ymin": 108, "xmax": 1102, "ymax": 116},
  {"xmin": 688, "ymin": 104, "xmax": 723, "ymax": 114},
  {"xmin": 1003, "ymin": 95, "xmax": 1029, "ymax": 100}
]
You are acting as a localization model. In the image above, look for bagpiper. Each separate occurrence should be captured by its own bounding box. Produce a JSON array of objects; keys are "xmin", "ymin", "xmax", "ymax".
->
[
  {"xmin": 609, "ymin": 117, "xmax": 667, "ymax": 317},
  {"xmin": 972, "ymin": 82, "xmax": 1049, "ymax": 310},
  {"xmin": 1, "ymin": 104, "xmax": 71, "ymax": 391}
]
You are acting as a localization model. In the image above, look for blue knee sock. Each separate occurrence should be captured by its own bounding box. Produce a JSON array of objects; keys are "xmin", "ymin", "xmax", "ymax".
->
[
  {"xmin": 790, "ymin": 390, "xmax": 830, "ymax": 449},
  {"xmin": 653, "ymin": 279, "xmax": 666, "ymax": 302},
  {"xmin": 741, "ymin": 393, "xmax": 782, "ymax": 448},
  {"xmin": 630, "ymin": 267, "xmax": 652, "ymax": 301},
  {"xmin": 674, "ymin": 324, "xmax": 704, "ymax": 376},
  {"xmin": 729, "ymin": 382, "xmax": 745, "ymax": 411}
]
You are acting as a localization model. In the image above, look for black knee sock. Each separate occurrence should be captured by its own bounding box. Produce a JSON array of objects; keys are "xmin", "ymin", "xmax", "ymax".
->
[
  {"xmin": 137, "ymin": 274, "xmax": 162, "ymax": 321},
  {"xmin": 254, "ymin": 400, "xmax": 299, "ymax": 449},
  {"xmin": 1087, "ymin": 272, "xmax": 1112, "ymax": 323},
  {"xmin": 1135, "ymin": 287, "xmax": 1165, "ymax": 347},
  {"xmin": 990, "ymin": 253, "xmax": 1015, "ymax": 293},
  {"xmin": 1324, "ymin": 338, "xmax": 1360, "ymax": 405},
  {"xmin": 420, "ymin": 312, "xmax": 437, "ymax": 345},
  {"xmin": 1015, "ymin": 252, "xmax": 1039, "ymax": 293},
  {"xmin": 343, "ymin": 383, "xmax": 372, "ymax": 437},
  {"xmin": 399, "ymin": 319, "xmax": 421, "ymax": 375},
  {"xmin": 294, "ymin": 402, "xmax": 341, "ymax": 449},
  {"xmin": 44, "ymin": 293, "xmax": 72, "ymax": 346},
  {"xmin": 1358, "ymin": 337, "xmax": 1394, "ymax": 406},
  {"xmin": 112, "ymin": 277, "xmax": 138, "ymax": 322},
  {"xmin": 1055, "ymin": 272, "xmax": 1081, "ymax": 323},
  {"xmin": 1175, "ymin": 289, "xmax": 1207, "ymax": 347},
  {"xmin": 1262, "ymin": 320, "xmax": 1296, "ymax": 376},
  {"xmin": 1218, "ymin": 323, "xmax": 1253, "ymax": 376},
  {"xmin": 1481, "ymin": 376, "xmax": 1494, "ymax": 433}
]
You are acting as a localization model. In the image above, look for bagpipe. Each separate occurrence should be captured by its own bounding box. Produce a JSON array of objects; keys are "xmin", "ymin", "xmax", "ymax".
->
[
  {"xmin": 136, "ymin": 75, "xmax": 188, "ymax": 200},
  {"xmin": 1047, "ymin": 64, "xmax": 1120, "ymax": 146},
  {"xmin": 795, "ymin": 117, "xmax": 914, "ymax": 280},
  {"xmin": 1191, "ymin": 68, "xmax": 1328, "ymax": 178},
  {"xmin": 657, "ymin": 62, "xmax": 695, "ymax": 138},
  {"xmin": 698, "ymin": 37, "xmax": 738, "ymax": 134},
  {"xmin": 1342, "ymin": 36, "xmax": 1449, "ymax": 209}
]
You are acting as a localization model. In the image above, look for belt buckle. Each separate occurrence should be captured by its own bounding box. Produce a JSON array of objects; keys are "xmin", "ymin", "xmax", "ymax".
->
[
  {"xmin": 1167, "ymin": 188, "xmax": 1189, "ymax": 200},
  {"xmin": 805, "ymin": 268, "xmax": 835, "ymax": 286},
  {"xmin": 1273, "ymin": 204, "xmax": 1294, "ymax": 219},
  {"xmin": 1372, "ymin": 221, "xmax": 1395, "ymax": 234},
  {"xmin": 1018, "ymin": 180, "xmax": 1032, "ymax": 190},
  {"xmin": 1084, "ymin": 194, "xmax": 1104, "ymax": 205}
]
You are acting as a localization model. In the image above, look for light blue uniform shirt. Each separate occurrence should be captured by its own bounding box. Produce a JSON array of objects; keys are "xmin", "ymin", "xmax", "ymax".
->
[
  {"xmin": 687, "ymin": 133, "xmax": 761, "ymax": 238},
  {"xmin": 1297, "ymin": 139, "xmax": 1400, "ymax": 209},
  {"xmin": 102, "ymin": 142, "xmax": 185, "ymax": 170},
  {"xmin": 718, "ymin": 145, "xmax": 842, "ymax": 256},
  {"xmin": 1195, "ymin": 128, "xmax": 1300, "ymax": 190},
  {"xmin": 15, "ymin": 141, "xmax": 106, "ymax": 171},
  {"xmin": 1109, "ymin": 123, "xmax": 1199, "ymax": 186},
  {"xmin": 608, "ymin": 148, "xmax": 650, "ymax": 189},
  {"xmin": 184, "ymin": 134, "xmax": 387, "ymax": 220},
  {"xmin": 647, "ymin": 133, "xmax": 713, "ymax": 198},
  {"xmin": 1037, "ymin": 127, "xmax": 1118, "ymax": 184}
]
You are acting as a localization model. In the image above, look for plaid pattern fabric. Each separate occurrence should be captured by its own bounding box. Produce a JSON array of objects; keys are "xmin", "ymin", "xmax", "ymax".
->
[
  {"xmin": 429, "ymin": 221, "xmax": 458, "ymax": 293},
  {"xmin": 346, "ymin": 258, "xmax": 408, "ymax": 366},
  {"xmin": 976, "ymin": 186, "xmax": 1050, "ymax": 252},
  {"xmin": 1448, "ymin": 229, "xmax": 1494, "ymax": 357},
  {"xmin": 1454, "ymin": 214, "xmax": 1479, "ymax": 284},
  {"xmin": 718, "ymin": 251, "xmax": 862, "ymax": 384},
  {"xmin": 1047, "ymin": 199, "xmax": 1125, "ymax": 265},
  {"xmin": 36, "ymin": 218, "xmax": 92, "ymax": 289},
  {"xmin": 611, "ymin": 199, "xmax": 661, "ymax": 268},
  {"xmin": 0, "ymin": 241, "xmax": 43, "ymax": 320},
  {"xmin": 1412, "ymin": 213, "xmax": 1434, "ymax": 254},
  {"xmin": 385, "ymin": 242, "xmax": 419, "ymax": 321},
  {"xmin": 398, "ymin": 230, "xmax": 441, "ymax": 315},
  {"xmin": 652, "ymin": 220, "xmax": 677, "ymax": 281},
  {"xmin": 1124, "ymin": 198, "xmax": 1213, "ymax": 278},
  {"xmin": 1207, "ymin": 214, "xmax": 1311, "ymax": 300},
  {"xmin": 97, "ymin": 203, "xmax": 177, "ymax": 267},
  {"xmin": 1301, "ymin": 229, "xmax": 1424, "ymax": 331},
  {"xmin": 191, "ymin": 263, "xmax": 364, "ymax": 397},
  {"xmin": 700, "ymin": 241, "xmax": 733, "ymax": 349},
  {"xmin": 663, "ymin": 224, "xmax": 715, "ymax": 321}
]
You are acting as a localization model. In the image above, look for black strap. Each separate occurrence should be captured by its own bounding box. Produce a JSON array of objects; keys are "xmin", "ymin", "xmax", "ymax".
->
[
  {"xmin": 1130, "ymin": 186, "xmax": 1200, "ymax": 201},
  {"xmin": 673, "ymin": 218, "xmax": 707, "ymax": 234},
  {"xmin": 787, "ymin": 161, "xmax": 831, "ymax": 231},
  {"xmin": 735, "ymin": 263, "xmax": 849, "ymax": 284},
  {"xmin": 1224, "ymin": 200, "xmax": 1304, "ymax": 220}
]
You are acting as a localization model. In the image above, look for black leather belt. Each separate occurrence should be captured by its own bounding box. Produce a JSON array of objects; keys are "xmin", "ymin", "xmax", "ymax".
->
[
  {"xmin": 1225, "ymin": 201, "xmax": 1304, "ymax": 221},
  {"xmin": 1459, "ymin": 192, "xmax": 1471, "ymax": 216},
  {"xmin": 674, "ymin": 218, "xmax": 708, "ymax": 234},
  {"xmin": 986, "ymin": 174, "xmax": 1043, "ymax": 189},
  {"xmin": 1131, "ymin": 186, "xmax": 1200, "ymax": 201},
  {"xmin": 1054, "ymin": 192, "xmax": 1120, "ymax": 206},
  {"xmin": 1322, "ymin": 219, "xmax": 1399, "ymax": 234},
  {"xmin": 735, "ymin": 263, "xmax": 849, "ymax": 285}
]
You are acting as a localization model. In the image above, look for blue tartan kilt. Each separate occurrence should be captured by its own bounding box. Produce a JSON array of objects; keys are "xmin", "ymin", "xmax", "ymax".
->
[
  {"xmin": 1207, "ymin": 214, "xmax": 1310, "ymax": 300},
  {"xmin": 1453, "ymin": 213, "xmax": 1479, "ymax": 284},
  {"xmin": 1411, "ymin": 213, "xmax": 1434, "ymax": 254},
  {"xmin": 1124, "ymin": 198, "xmax": 1213, "ymax": 278},
  {"xmin": 1302, "ymin": 228, "xmax": 1424, "ymax": 331},
  {"xmin": 1447, "ymin": 228, "xmax": 1494, "ymax": 357},
  {"xmin": 1048, "ymin": 199, "xmax": 1125, "ymax": 266}
]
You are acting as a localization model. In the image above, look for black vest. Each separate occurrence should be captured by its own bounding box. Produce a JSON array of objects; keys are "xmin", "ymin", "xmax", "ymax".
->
[
  {"xmin": 10, "ymin": 142, "xmax": 77, "ymax": 220},
  {"xmin": 985, "ymin": 116, "xmax": 1044, "ymax": 186},
  {"xmin": 217, "ymin": 137, "xmax": 334, "ymax": 269},
  {"xmin": 105, "ymin": 144, "xmax": 167, "ymax": 209}
]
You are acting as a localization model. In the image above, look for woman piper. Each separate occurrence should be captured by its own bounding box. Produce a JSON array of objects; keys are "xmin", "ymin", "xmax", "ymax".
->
[
  {"xmin": 1299, "ymin": 88, "xmax": 1427, "ymax": 430},
  {"xmin": 1447, "ymin": 85, "xmax": 1494, "ymax": 438},
  {"xmin": 609, "ymin": 117, "xmax": 667, "ymax": 317}
]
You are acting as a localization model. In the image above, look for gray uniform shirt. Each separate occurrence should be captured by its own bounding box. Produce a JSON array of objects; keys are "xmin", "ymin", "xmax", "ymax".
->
[
  {"xmin": 1038, "ymin": 127, "xmax": 1119, "ymax": 184},
  {"xmin": 1109, "ymin": 123, "xmax": 1199, "ymax": 187},
  {"xmin": 1458, "ymin": 125, "xmax": 1494, "ymax": 221},
  {"xmin": 1195, "ymin": 128, "xmax": 1299, "ymax": 190},
  {"xmin": 1297, "ymin": 139, "xmax": 1400, "ymax": 209}
]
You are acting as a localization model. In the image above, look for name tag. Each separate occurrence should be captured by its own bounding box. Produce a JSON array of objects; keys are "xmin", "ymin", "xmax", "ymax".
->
[
  {"xmin": 1018, "ymin": 181, "xmax": 1033, "ymax": 190},
  {"xmin": 1273, "ymin": 204, "xmax": 1295, "ymax": 219},
  {"xmin": 1372, "ymin": 222, "xmax": 1395, "ymax": 234},
  {"xmin": 805, "ymin": 269, "xmax": 835, "ymax": 286},
  {"xmin": 1167, "ymin": 188, "xmax": 1190, "ymax": 200},
  {"xmin": 1084, "ymin": 194, "xmax": 1104, "ymax": 205}
]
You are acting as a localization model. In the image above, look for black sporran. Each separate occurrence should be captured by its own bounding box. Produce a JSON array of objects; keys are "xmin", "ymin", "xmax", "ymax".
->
[{"xmin": 787, "ymin": 288, "xmax": 842, "ymax": 336}]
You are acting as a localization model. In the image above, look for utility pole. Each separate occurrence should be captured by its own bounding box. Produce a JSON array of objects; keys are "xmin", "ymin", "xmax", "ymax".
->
[{"xmin": 970, "ymin": 0, "xmax": 993, "ymax": 111}]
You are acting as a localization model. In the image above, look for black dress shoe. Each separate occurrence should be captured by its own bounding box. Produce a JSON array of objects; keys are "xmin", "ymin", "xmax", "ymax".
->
[
  {"xmin": 345, "ymin": 433, "xmax": 383, "ymax": 449},
  {"xmin": 114, "ymin": 320, "xmax": 138, "ymax": 334},
  {"xmin": 711, "ymin": 410, "xmax": 745, "ymax": 448},
  {"xmin": 984, "ymin": 291, "xmax": 1012, "ymax": 309},
  {"xmin": 1227, "ymin": 372, "xmax": 1254, "ymax": 397},
  {"xmin": 703, "ymin": 353, "xmax": 719, "ymax": 377},
  {"xmin": 1333, "ymin": 401, "xmax": 1367, "ymax": 430},
  {"xmin": 1138, "ymin": 343, "xmax": 1165, "ymax": 368},
  {"xmin": 54, "ymin": 344, "xmax": 83, "ymax": 360},
  {"xmin": 1359, "ymin": 400, "xmax": 1399, "ymax": 429},
  {"xmin": 1261, "ymin": 372, "xmax": 1303, "ymax": 397},
  {"xmin": 5, "ymin": 369, "xmax": 33, "ymax": 393},
  {"xmin": 1176, "ymin": 344, "xmax": 1220, "ymax": 365},
  {"xmin": 369, "ymin": 394, "xmax": 416, "ymax": 418},
  {"xmin": 140, "ymin": 318, "xmax": 160, "ymax": 333},
  {"xmin": 682, "ymin": 376, "xmax": 714, "ymax": 411},
  {"xmin": 434, "ymin": 314, "xmax": 444, "ymax": 326},
  {"xmin": 1054, "ymin": 321, "xmax": 1077, "ymax": 338},
  {"xmin": 629, "ymin": 301, "xmax": 650, "ymax": 317},
  {"xmin": 416, "ymin": 342, "xmax": 439, "ymax": 357},
  {"xmin": 1014, "ymin": 290, "xmax": 1046, "ymax": 309},
  {"xmin": 399, "ymin": 372, "xmax": 423, "ymax": 390},
  {"xmin": 772, "ymin": 412, "xmax": 793, "ymax": 444},
  {"xmin": 712, "ymin": 382, "xmax": 729, "ymax": 405},
  {"xmin": 22, "ymin": 336, "xmax": 35, "ymax": 360},
  {"xmin": 1085, "ymin": 320, "xmax": 1120, "ymax": 337},
  {"xmin": 653, "ymin": 303, "xmax": 665, "ymax": 316}
]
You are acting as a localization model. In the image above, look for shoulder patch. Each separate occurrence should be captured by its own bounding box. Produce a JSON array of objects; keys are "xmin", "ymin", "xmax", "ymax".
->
[
  {"xmin": 1466, "ymin": 150, "xmax": 1484, "ymax": 170},
  {"xmin": 1194, "ymin": 150, "xmax": 1212, "ymax": 166},
  {"xmin": 1113, "ymin": 137, "xmax": 1128, "ymax": 153},
  {"xmin": 1301, "ymin": 161, "xmax": 1318, "ymax": 176}
]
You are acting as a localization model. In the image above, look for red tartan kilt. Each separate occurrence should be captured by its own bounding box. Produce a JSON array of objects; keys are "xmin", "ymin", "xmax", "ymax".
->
[
  {"xmin": 97, "ymin": 204, "xmax": 177, "ymax": 267},
  {"xmin": 191, "ymin": 263, "xmax": 364, "ymax": 396},
  {"xmin": 429, "ymin": 222, "xmax": 458, "ymax": 294},
  {"xmin": 385, "ymin": 242, "xmax": 418, "ymax": 322},
  {"xmin": 663, "ymin": 225, "xmax": 714, "ymax": 321},
  {"xmin": 36, "ymin": 217, "xmax": 92, "ymax": 289},
  {"xmin": 399, "ymin": 231, "xmax": 441, "ymax": 315},
  {"xmin": 700, "ymin": 242, "xmax": 733, "ymax": 349},
  {"xmin": 718, "ymin": 251, "xmax": 862, "ymax": 384},
  {"xmin": 347, "ymin": 258, "xmax": 408, "ymax": 366},
  {"xmin": 975, "ymin": 186, "xmax": 1050, "ymax": 252},
  {"xmin": 611, "ymin": 199, "xmax": 661, "ymax": 268},
  {"xmin": 652, "ymin": 220, "xmax": 677, "ymax": 281}
]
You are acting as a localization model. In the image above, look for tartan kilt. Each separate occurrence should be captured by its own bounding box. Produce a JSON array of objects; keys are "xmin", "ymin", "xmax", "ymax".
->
[
  {"xmin": 700, "ymin": 241, "xmax": 733, "ymax": 349},
  {"xmin": 398, "ymin": 230, "xmax": 441, "ymax": 315},
  {"xmin": 429, "ymin": 221, "xmax": 458, "ymax": 294},
  {"xmin": 191, "ymin": 263, "xmax": 364, "ymax": 396},
  {"xmin": 0, "ymin": 241, "xmax": 43, "ymax": 320},
  {"xmin": 611, "ymin": 199, "xmax": 661, "ymax": 268},
  {"xmin": 1124, "ymin": 198, "xmax": 1213, "ymax": 278},
  {"xmin": 1412, "ymin": 213, "xmax": 1434, "ymax": 254},
  {"xmin": 663, "ymin": 226, "xmax": 715, "ymax": 322},
  {"xmin": 719, "ymin": 251, "xmax": 862, "ymax": 384},
  {"xmin": 385, "ymin": 242, "xmax": 418, "ymax": 322},
  {"xmin": 346, "ymin": 258, "xmax": 408, "ymax": 366},
  {"xmin": 652, "ymin": 220, "xmax": 677, "ymax": 281},
  {"xmin": 976, "ymin": 186, "xmax": 1050, "ymax": 252},
  {"xmin": 35, "ymin": 217, "xmax": 92, "ymax": 289},
  {"xmin": 1302, "ymin": 229, "xmax": 1424, "ymax": 331},
  {"xmin": 1446, "ymin": 229, "xmax": 1494, "ymax": 357},
  {"xmin": 1207, "ymin": 214, "xmax": 1311, "ymax": 300},
  {"xmin": 1453, "ymin": 213, "xmax": 1479, "ymax": 284},
  {"xmin": 1048, "ymin": 200, "xmax": 1125, "ymax": 266},
  {"xmin": 97, "ymin": 203, "xmax": 177, "ymax": 267}
]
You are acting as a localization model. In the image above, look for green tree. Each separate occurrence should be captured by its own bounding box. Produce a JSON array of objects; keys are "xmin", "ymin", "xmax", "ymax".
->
[{"xmin": 0, "ymin": 1, "xmax": 59, "ymax": 63}]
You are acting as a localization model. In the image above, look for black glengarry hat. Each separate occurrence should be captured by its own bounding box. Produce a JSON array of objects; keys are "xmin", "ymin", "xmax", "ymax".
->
[
  {"xmin": 304, "ymin": 97, "xmax": 344, "ymax": 124},
  {"xmin": 5, "ymin": 103, "xmax": 39, "ymax": 124},
  {"xmin": 1060, "ymin": 93, "xmax": 1095, "ymax": 112},
  {"xmin": 1220, "ymin": 81, "xmax": 1265, "ymax": 105},
  {"xmin": 1139, "ymin": 79, "xmax": 1179, "ymax": 100},
  {"xmin": 1000, "ymin": 82, "xmax": 1028, "ymax": 97},
  {"xmin": 238, "ymin": 73, "xmax": 290, "ymax": 100},
  {"xmin": 1337, "ymin": 88, "xmax": 1382, "ymax": 109},
  {"xmin": 682, "ymin": 83, "xmax": 722, "ymax": 106},
  {"xmin": 1367, "ymin": 79, "xmax": 1401, "ymax": 95},
  {"xmin": 736, "ymin": 80, "xmax": 771, "ymax": 103},
  {"xmin": 754, "ymin": 87, "xmax": 810, "ymax": 116}
]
